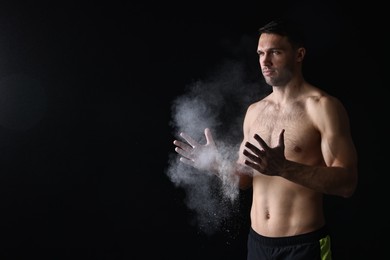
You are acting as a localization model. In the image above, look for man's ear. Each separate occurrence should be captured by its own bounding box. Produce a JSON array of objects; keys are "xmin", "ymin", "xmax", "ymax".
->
[{"xmin": 296, "ymin": 47, "xmax": 306, "ymax": 62}]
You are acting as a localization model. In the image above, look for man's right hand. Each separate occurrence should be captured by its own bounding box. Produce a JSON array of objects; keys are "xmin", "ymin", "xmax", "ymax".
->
[{"xmin": 173, "ymin": 128, "xmax": 219, "ymax": 173}]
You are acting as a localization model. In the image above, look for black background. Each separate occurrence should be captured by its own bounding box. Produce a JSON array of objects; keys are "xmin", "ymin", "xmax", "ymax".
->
[{"xmin": 0, "ymin": 1, "xmax": 387, "ymax": 259}]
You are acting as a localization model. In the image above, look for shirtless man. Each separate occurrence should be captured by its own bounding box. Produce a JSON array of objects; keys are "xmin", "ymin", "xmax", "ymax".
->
[{"xmin": 173, "ymin": 19, "xmax": 358, "ymax": 259}]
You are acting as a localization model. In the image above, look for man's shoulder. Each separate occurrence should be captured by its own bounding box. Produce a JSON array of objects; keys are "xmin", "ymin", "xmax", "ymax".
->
[
  {"xmin": 248, "ymin": 96, "xmax": 271, "ymax": 110},
  {"xmin": 303, "ymin": 85, "xmax": 341, "ymax": 106},
  {"xmin": 305, "ymin": 91, "xmax": 342, "ymax": 108}
]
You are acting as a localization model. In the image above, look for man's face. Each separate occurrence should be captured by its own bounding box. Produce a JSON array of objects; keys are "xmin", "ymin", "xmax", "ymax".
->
[{"xmin": 257, "ymin": 33, "xmax": 296, "ymax": 87}]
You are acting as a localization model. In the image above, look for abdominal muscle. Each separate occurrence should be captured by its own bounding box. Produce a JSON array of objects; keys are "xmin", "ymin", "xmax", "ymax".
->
[{"xmin": 250, "ymin": 175, "xmax": 325, "ymax": 237}]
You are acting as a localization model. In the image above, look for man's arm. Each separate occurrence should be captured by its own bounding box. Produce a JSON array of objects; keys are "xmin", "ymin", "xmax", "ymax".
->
[{"xmin": 305, "ymin": 95, "xmax": 358, "ymax": 197}]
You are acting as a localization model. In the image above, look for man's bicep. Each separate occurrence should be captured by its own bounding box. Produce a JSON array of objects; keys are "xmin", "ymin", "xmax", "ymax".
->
[{"xmin": 321, "ymin": 132, "xmax": 357, "ymax": 169}]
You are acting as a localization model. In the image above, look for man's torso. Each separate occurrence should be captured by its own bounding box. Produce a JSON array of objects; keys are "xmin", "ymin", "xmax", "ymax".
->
[{"xmin": 242, "ymin": 92, "xmax": 327, "ymax": 237}]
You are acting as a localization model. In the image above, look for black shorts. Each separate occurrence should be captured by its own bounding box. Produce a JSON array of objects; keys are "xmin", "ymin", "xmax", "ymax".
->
[{"xmin": 247, "ymin": 225, "xmax": 332, "ymax": 260}]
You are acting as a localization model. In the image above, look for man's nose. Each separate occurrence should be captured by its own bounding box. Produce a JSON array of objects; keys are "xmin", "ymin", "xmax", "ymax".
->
[{"xmin": 261, "ymin": 54, "xmax": 271, "ymax": 66}]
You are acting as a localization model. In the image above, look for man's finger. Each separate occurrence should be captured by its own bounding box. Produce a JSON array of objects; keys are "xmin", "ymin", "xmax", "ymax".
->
[
  {"xmin": 180, "ymin": 132, "xmax": 198, "ymax": 148},
  {"xmin": 278, "ymin": 129, "xmax": 285, "ymax": 148},
  {"xmin": 243, "ymin": 149, "xmax": 262, "ymax": 162},
  {"xmin": 254, "ymin": 134, "xmax": 269, "ymax": 150}
]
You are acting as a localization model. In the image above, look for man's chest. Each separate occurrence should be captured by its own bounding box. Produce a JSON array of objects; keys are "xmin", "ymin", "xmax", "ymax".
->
[{"xmin": 247, "ymin": 110, "xmax": 321, "ymax": 158}]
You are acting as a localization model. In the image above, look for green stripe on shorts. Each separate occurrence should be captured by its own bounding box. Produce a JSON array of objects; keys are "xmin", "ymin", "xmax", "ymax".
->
[{"xmin": 320, "ymin": 235, "xmax": 332, "ymax": 260}]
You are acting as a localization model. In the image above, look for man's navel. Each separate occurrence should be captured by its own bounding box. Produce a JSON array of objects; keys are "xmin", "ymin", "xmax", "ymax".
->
[{"xmin": 265, "ymin": 208, "xmax": 270, "ymax": 220}]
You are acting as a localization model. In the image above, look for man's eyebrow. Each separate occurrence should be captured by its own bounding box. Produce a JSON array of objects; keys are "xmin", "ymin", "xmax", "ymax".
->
[{"xmin": 257, "ymin": 48, "xmax": 281, "ymax": 54}]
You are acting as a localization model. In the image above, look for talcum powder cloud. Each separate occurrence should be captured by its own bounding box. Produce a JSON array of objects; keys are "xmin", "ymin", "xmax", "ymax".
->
[{"xmin": 166, "ymin": 57, "xmax": 269, "ymax": 235}]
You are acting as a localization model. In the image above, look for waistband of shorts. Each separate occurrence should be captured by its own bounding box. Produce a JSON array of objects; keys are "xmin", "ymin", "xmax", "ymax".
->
[{"xmin": 249, "ymin": 225, "xmax": 329, "ymax": 247}]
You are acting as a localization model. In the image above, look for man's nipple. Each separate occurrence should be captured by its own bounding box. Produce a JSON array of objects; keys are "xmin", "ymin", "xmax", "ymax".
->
[{"xmin": 294, "ymin": 146, "xmax": 302, "ymax": 153}]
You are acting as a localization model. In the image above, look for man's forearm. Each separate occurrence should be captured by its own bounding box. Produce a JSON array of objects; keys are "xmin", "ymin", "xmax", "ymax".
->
[{"xmin": 280, "ymin": 160, "xmax": 357, "ymax": 197}]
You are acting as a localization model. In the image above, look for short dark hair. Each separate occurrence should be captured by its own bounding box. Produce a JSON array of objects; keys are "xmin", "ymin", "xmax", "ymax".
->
[{"xmin": 258, "ymin": 19, "xmax": 305, "ymax": 49}]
